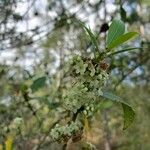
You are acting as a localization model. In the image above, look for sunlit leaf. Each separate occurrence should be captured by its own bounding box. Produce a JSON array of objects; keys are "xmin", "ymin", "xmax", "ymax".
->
[
  {"xmin": 30, "ymin": 76, "xmax": 46, "ymax": 93},
  {"xmin": 106, "ymin": 19, "xmax": 125, "ymax": 47},
  {"xmin": 107, "ymin": 32, "xmax": 138, "ymax": 49},
  {"xmin": 5, "ymin": 135, "xmax": 13, "ymax": 150},
  {"xmin": 101, "ymin": 91, "xmax": 135, "ymax": 130}
]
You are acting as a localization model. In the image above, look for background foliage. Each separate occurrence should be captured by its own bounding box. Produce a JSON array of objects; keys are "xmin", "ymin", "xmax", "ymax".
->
[{"xmin": 0, "ymin": 0, "xmax": 150, "ymax": 150}]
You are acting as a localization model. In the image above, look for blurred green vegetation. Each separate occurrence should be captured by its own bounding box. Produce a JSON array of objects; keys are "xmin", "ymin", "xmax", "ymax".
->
[{"xmin": 0, "ymin": 0, "xmax": 150, "ymax": 149}]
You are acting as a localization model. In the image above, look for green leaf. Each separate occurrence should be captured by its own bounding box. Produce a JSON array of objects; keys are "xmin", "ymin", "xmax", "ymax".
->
[
  {"xmin": 106, "ymin": 19, "xmax": 125, "ymax": 47},
  {"xmin": 96, "ymin": 101, "xmax": 113, "ymax": 111},
  {"xmin": 30, "ymin": 76, "xmax": 46, "ymax": 93},
  {"xmin": 122, "ymin": 103, "xmax": 135, "ymax": 130},
  {"xmin": 107, "ymin": 32, "xmax": 138, "ymax": 49},
  {"xmin": 101, "ymin": 91, "xmax": 135, "ymax": 130},
  {"xmin": 79, "ymin": 21, "xmax": 99, "ymax": 51}
]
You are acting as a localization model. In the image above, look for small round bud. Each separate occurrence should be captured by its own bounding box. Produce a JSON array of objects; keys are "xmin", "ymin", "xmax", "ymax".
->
[{"xmin": 83, "ymin": 110, "xmax": 87, "ymax": 115}]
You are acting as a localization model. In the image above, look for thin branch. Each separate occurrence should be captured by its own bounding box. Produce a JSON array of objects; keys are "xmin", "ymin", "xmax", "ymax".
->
[{"xmin": 114, "ymin": 55, "xmax": 150, "ymax": 89}]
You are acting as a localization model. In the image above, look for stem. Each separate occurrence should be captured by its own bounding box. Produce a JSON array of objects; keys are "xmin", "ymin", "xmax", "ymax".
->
[
  {"xmin": 62, "ymin": 143, "xmax": 67, "ymax": 150},
  {"xmin": 107, "ymin": 47, "xmax": 142, "ymax": 57}
]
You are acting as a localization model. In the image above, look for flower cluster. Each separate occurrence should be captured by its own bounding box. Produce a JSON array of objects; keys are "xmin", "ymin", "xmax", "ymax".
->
[
  {"xmin": 63, "ymin": 82, "xmax": 95, "ymax": 113},
  {"xmin": 51, "ymin": 55, "xmax": 109, "ymax": 142},
  {"xmin": 83, "ymin": 103, "xmax": 95, "ymax": 117},
  {"xmin": 9, "ymin": 117, "xmax": 23, "ymax": 130},
  {"xmin": 1, "ymin": 117, "xmax": 24, "ymax": 136},
  {"xmin": 63, "ymin": 55, "xmax": 109, "ymax": 113},
  {"xmin": 50, "ymin": 121, "xmax": 82, "ymax": 142}
]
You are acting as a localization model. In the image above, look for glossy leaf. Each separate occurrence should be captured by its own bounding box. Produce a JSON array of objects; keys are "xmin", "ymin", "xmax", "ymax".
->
[
  {"xmin": 31, "ymin": 76, "xmax": 46, "ymax": 93},
  {"xmin": 101, "ymin": 91, "xmax": 135, "ymax": 130},
  {"xmin": 107, "ymin": 32, "xmax": 138, "ymax": 49},
  {"xmin": 106, "ymin": 19, "xmax": 125, "ymax": 47}
]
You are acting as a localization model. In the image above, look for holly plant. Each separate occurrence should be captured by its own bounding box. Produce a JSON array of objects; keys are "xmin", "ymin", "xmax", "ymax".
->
[{"xmin": 49, "ymin": 19, "xmax": 138, "ymax": 143}]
